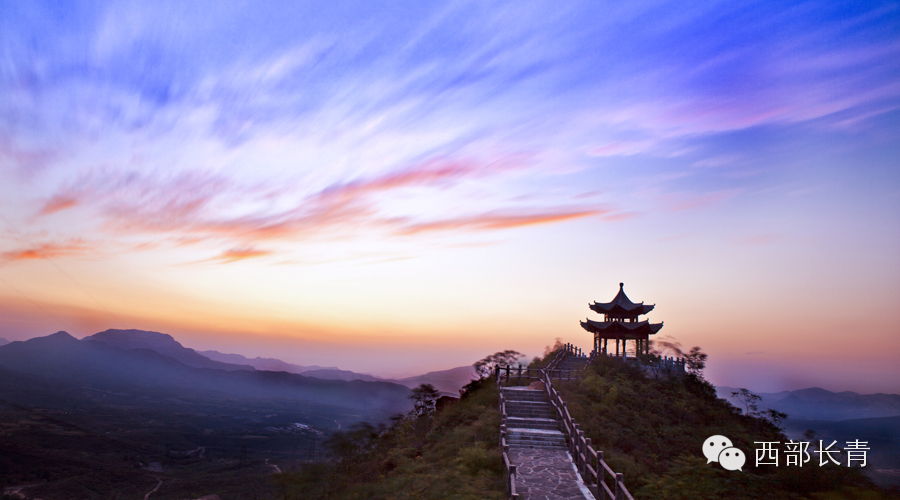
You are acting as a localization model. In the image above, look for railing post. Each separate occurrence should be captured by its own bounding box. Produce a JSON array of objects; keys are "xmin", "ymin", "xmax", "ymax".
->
[
  {"xmin": 571, "ymin": 421, "xmax": 578, "ymax": 455},
  {"xmin": 586, "ymin": 438, "xmax": 596, "ymax": 496},
  {"xmin": 598, "ymin": 451, "xmax": 605, "ymax": 500},
  {"xmin": 615, "ymin": 473, "xmax": 624, "ymax": 500},
  {"xmin": 577, "ymin": 429, "xmax": 586, "ymax": 474}
]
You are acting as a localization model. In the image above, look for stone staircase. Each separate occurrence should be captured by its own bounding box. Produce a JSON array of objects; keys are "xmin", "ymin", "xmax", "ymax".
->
[
  {"xmin": 502, "ymin": 387, "xmax": 567, "ymax": 449},
  {"xmin": 557, "ymin": 355, "xmax": 589, "ymax": 372}
]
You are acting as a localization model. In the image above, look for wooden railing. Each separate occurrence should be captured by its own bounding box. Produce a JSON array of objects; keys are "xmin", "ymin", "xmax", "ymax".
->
[
  {"xmin": 496, "ymin": 365, "xmax": 585, "ymax": 386},
  {"xmin": 538, "ymin": 368, "xmax": 634, "ymax": 500},
  {"xmin": 546, "ymin": 342, "xmax": 587, "ymax": 371},
  {"xmin": 497, "ymin": 344, "xmax": 635, "ymax": 500},
  {"xmin": 495, "ymin": 369, "xmax": 520, "ymax": 499}
]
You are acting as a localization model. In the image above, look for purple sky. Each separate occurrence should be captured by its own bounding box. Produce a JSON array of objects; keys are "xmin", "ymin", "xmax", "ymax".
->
[{"xmin": 0, "ymin": 0, "xmax": 898, "ymax": 392}]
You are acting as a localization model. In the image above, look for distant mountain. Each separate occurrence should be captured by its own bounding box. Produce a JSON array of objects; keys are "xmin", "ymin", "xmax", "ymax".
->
[
  {"xmin": 394, "ymin": 366, "xmax": 478, "ymax": 395},
  {"xmin": 301, "ymin": 368, "xmax": 383, "ymax": 382},
  {"xmin": 201, "ymin": 349, "xmax": 477, "ymax": 394},
  {"xmin": 717, "ymin": 386, "xmax": 900, "ymax": 421},
  {"xmin": 0, "ymin": 331, "xmax": 411, "ymax": 413},
  {"xmin": 0, "ymin": 337, "xmax": 8, "ymax": 347},
  {"xmin": 783, "ymin": 415, "xmax": 900, "ymax": 489},
  {"xmin": 84, "ymin": 329, "xmax": 254, "ymax": 371},
  {"xmin": 198, "ymin": 349, "xmax": 336, "ymax": 374}
]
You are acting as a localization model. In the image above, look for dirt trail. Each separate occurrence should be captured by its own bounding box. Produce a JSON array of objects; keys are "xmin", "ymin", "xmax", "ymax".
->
[
  {"xmin": 4, "ymin": 484, "xmax": 40, "ymax": 499},
  {"xmin": 144, "ymin": 477, "xmax": 163, "ymax": 500},
  {"xmin": 265, "ymin": 458, "xmax": 282, "ymax": 474},
  {"xmin": 183, "ymin": 446, "xmax": 205, "ymax": 458}
]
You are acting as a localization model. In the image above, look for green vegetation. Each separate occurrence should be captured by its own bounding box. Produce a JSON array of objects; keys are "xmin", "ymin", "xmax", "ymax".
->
[
  {"xmin": 0, "ymin": 395, "xmax": 329, "ymax": 500},
  {"xmin": 273, "ymin": 379, "xmax": 505, "ymax": 500},
  {"xmin": 538, "ymin": 351, "xmax": 893, "ymax": 499}
]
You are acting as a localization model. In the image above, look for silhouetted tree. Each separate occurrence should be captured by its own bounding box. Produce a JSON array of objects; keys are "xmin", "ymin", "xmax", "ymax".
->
[
  {"xmin": 409, "ymin": 383, "xmax": 440, "ymax": 418},
  {"xmin": 731, "ymin": 388, "xmax": 761, "ymax": 415},
  {"xmin": 473, "ymin": 350, "xmax": 523, "ymax": 379},
  {"xmin": 684, "ymin": 346, "xmax": 708, "ymax": 376},
  {"xmin": 762, "ymin": 408, "xmax": 788, "ymax": 430}
]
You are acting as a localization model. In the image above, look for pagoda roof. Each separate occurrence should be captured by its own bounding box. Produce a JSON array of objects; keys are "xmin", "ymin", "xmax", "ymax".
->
[
  {"xmin": 580, "ymin": 319, "xmax": 664, "ymax": 337},
  {"xmin": 589, "ymin": 283, "xmax": 655, "ymax": 317}
]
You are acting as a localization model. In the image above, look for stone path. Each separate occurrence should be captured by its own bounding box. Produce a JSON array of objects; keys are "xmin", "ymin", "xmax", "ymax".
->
[
  {"xmin": 509, "ymin": 448, "xmax": 593, "ymax": 500},
  {"xmin": 502, "ymin": 379, "xmax": 594, "ymax": 500}
]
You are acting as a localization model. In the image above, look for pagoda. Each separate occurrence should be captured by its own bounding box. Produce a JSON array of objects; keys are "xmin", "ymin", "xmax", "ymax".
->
[{"xmin": 581, "ymin": 282, "xmax": 663, "ymax": 357}]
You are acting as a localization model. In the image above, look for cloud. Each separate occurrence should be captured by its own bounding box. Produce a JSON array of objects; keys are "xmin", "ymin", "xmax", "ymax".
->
[
  {"xmin": 0, "ymin": 139, "xmax": 60, "ymax": 176},
  {"xmin": 38, "ymin": 195, "xmax": 79, "ymax": 215},
  {"xmin": 1, "ymin": 241, "xmax": 91, "ymax": 262},
  {"xmin": 397, "ymin": 208, "xmax": 604, "ymax": 235},
  {"xmin": 210, "ymin": 247, "xmax": 273, "ymax": 263},
  {"xmin": 34, "ymin": 154, "xmax": 590, "ymax": 252}
]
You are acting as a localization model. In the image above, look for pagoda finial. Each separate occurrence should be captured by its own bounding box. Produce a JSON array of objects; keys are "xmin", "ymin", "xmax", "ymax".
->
[{"xmin": 619, "ymin": 282, "xmax": 624, "ymax": 290}]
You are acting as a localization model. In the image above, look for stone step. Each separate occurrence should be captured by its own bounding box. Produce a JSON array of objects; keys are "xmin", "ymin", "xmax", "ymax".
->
[
  {"xmin": 505, "ymin": 417, "xmax": 559, "ymax": 430},
  {"xmin": 506, "ymin": 408, "xmax": 553, "ymax": 417},
  {"xmin": 507, "ymin": 435, "xmax": 567, "ymax": 445},
  {"xmin": 505, "ymin": 399, "xmax": 551, "ymax": 407},
  {"xmin": 500, "ymin": 389, "xmax": 549, "ymax": 400},
  {"xmin": 503, "ymin": 396, "xmax": 550, "ymax": 404},
  {"xmin": 506, "ymin": 430, "xmax": 568, "ymax": 448},
  {"xmin": 506, "ymin": 411, "xmax": 556, "ymax": 420},
  {"xmin": 505, "ymin": 406, "xmax": 553, "ymax": 415},
  {"xmin": 507, "ymin": 441, "xmax": 567, "ymax": 450},
  {"xmin": 501, "ymin": 390, "xmax": 549, "ymax": 399}
]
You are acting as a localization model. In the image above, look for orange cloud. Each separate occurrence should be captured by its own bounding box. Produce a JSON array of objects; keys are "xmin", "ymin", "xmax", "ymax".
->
[
  {"xmin": 317, "ymin": 158, "xmax": 481, "ymax": 203},
  {"xmin": 212, "ymin": 247, "xmax": 274, "ymax": 263},
  {"xmin": 398, "ymin": 209, "xmax": 604, "ymax": 235},
  {"xmin": 1, "ymin": 241, "xmax": 91, "ymax": 262},
  {"xmin": 39, "ymin": 155, "xmax": 594, "ymax": 249},
  {"xmin": 38, "ymin": 195, "xmax": 79, "ymax": 215}
]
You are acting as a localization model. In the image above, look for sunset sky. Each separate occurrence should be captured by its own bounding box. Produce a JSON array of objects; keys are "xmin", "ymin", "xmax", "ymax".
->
[{"xmin": 1, "ymin": 1, "xmax": 898, "ymax": 393}]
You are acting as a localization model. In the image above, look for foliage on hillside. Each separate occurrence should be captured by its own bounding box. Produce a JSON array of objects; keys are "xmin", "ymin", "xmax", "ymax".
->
[
  {"xmin": 273, "ymin": 379, "xmax": 505, "ymax": 500},
  {"xmin": 545, "ymin": 353, "xmax": 890, "ymax": 500}
]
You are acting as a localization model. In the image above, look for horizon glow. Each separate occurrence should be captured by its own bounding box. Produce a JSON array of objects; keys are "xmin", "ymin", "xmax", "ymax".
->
[{"xmin": 1, "ymin": 1, "xmax": 898, "ymax": 392}]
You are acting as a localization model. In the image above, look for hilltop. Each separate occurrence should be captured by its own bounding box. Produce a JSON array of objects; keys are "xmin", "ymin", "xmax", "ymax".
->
[{"xmin": 548, "ymin": 354, "xmax": 891, "ymax": 499}]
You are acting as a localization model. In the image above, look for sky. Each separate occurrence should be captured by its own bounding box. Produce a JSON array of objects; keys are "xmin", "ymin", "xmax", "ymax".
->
[{"xmin": 0, "ymin": 0, "xmax": 898, "ymax": 393}]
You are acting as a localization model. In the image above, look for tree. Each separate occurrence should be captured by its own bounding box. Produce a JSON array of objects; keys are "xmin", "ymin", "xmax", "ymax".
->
[
  {"xmin": 731, "ymin": 388, "xmax": 761, "ymax": 415},
  {"xmin": 684, "ymin": 346, "xmax": 707, "ymax": 376},
  {"xmin": 473, "ymin": 350, "xmax": 523, "ymax": 379},
  {"xmin": 762, "ymin": 409, "xmax": 788, "ymax": 430},
  {"xmin": 650, "ymin": 338, "xmax": 707, "ymax": 377},
  {"xmin": 409, "ymin": 383, "xmax": 440, "ymax": 418},
  {"xmin": 543, "ymin": 338, "xmax": 564, "ymax": 357}
]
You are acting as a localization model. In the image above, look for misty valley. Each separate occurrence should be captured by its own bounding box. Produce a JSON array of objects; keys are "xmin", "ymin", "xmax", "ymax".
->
[{"xmin": 0, "ymin": 329, "xmax": 465, "ymax": 499}]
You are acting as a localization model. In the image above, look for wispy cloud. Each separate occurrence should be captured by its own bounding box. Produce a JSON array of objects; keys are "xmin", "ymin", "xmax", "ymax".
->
[
  {"xmin": 397, "ymin": 208, "xmax": 605, "ymax": 235},
  {"xmin": 35, "ymin": 154, "xmax": 588, "ymax": 253},
  {"xmin": 209, "ymin": 247, "xmax": 273, "ymax": 263},
  {"xmin": 38, "ymin": 195, "xmax": 79, "ymax": 215},
  {"xmin": 1, "ymin": 241, "xmax": 91, "ymax": 262}
]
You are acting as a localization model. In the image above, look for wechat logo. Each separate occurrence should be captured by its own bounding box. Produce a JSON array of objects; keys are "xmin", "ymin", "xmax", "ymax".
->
[{"xmin": 703, "ymin": 435, "xmax": 745, "ymax": 471}]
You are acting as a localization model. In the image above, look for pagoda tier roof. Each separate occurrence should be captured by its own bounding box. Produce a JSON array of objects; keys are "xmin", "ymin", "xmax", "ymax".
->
[
  {"xmin": 589, "ymin": 282, "xmax": 655, "ymax": 317},
  {"xmin": 580, "ymin": 319, "xmax": 663, "ymax": 338}
]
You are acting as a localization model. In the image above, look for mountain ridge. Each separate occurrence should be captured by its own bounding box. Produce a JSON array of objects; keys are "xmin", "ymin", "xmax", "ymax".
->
[
  {"xmin": 85, "ymin": 329, "xmax": 256, "ymax": 372},
  {"xmin": 716, "ymin": 385, "xmax": 900, "ymax": 421},
  {"xmin": 0, "ymin": 331, "xmax": 412, "ymax": 413}
]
